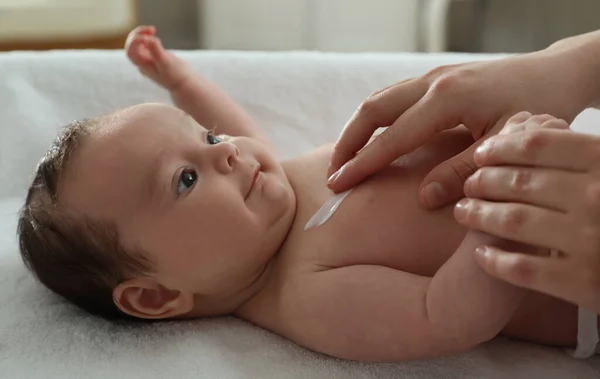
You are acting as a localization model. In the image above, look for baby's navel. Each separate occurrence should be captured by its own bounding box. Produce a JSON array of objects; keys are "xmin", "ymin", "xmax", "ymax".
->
[{"xmin": 304, "ymin": 189, "xmax": 353, "ymax": 231}]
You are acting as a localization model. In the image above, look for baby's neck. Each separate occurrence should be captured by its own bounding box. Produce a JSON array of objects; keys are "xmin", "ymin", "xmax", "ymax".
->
[
  {"xmin": 184, "ymin": 257, "xmax": 278, "ymax": 318},
  {"xmin": 228, "ymin": 168, "xmax": 301, "ymax": 316}
]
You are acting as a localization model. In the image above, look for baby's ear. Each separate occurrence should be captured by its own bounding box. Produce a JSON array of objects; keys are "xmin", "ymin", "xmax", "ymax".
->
[{"xmin": 113, "ymin": 278, "xmax": 193, "ymax": 320}]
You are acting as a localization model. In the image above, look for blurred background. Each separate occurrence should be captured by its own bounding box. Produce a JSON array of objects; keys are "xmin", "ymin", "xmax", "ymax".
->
[{"xmin": 0, "ymin": 0, "xmax": 599, "ymax": 53}]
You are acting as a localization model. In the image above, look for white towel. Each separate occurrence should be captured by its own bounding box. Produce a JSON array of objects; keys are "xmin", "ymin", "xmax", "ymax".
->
[{"xmin": 1, "ymin": 50, "xmax": 599, "ymax": 379}]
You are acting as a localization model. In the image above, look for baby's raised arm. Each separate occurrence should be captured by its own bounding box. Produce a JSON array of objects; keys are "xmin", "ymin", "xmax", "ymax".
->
[
  {"xmin": 125, "ymin": 26, "xmax": 272, "ymax": 148},
  {"xmin": 272, "ymin": 231, "xmax": 530, "ymax": 362}
]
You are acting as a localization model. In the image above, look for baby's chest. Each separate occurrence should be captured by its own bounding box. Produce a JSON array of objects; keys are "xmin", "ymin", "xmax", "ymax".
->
[{"xmin": 286, "ymin": 164, "xmax": 465, "ymax": 276}]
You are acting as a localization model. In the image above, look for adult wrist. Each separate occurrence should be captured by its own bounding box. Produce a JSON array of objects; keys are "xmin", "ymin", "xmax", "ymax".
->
[{"xmin": 545, "ymin": 30, "xmax": 600, "ymax": 112}]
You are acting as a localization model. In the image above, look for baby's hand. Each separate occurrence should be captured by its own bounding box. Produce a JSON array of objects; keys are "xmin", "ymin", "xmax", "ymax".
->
[{"xmin": 125, "ymin": 25, "xmax": 192, "ymax": 90}]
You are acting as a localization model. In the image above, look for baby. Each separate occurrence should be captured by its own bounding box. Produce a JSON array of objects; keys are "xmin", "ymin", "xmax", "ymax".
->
[{"xmin": 17, "ymin": 26, "xmax": 583, "ymax": 362}]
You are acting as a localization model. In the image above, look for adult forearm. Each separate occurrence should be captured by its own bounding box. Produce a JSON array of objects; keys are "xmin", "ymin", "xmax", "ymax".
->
[{"xmin": 545, "ymin": 29, "xmax": 600, "ymax": 111}]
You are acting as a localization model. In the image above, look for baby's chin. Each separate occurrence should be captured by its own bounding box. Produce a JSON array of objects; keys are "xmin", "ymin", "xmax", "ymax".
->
[{"xmin": 260, "ymin": 169, "xmax": 296, "ymax": 224}]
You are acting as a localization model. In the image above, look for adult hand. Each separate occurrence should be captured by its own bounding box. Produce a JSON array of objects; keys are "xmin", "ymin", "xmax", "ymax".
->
[
  {"xmin": 327, "ymin": 32, "xmax": 600, "ymax": 209},
  {"xmin": 457, "ymin": 112, "xmax": 600, "ymax": 314}
]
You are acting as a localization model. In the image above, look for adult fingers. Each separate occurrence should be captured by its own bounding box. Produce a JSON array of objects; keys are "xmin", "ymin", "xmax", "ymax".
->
[
  {"xmin": 464, "ymin": 166, "xmax": 583, "ymax": 212},
  {"xmin": 328, "ymin": 78, "xmax": 427, "ymax": 180},
  {"xmin": 454, "ymin": 198, "xmax": 570, "ymax": 252},
  {"xmin": 328, "ymin": 88, "xmax": 463, "ymax": 192},
  {"xmin": 474, "ymin": 129, "xmax": 600, "ymax": 172},
  {"xmin": 419, "ymin": 144, "xmax": 480, "ymax": 209}
]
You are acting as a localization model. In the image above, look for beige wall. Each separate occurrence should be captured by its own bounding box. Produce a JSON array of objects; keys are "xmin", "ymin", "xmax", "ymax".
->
[
  {"xmin": 139, "ymin": 0, "xmax": 600, "ymax": 52},
  {"xmin": 451, "ymin": 0, "xmax": 600, "ymax": 53},
  {"xmin": 139, "ymin": 0, "xmax": 199, "ymax": 49}
]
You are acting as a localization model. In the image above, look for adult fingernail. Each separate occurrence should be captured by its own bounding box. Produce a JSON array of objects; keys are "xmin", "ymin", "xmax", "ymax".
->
[
  {"xmin": 454, "ymin": 198, "xmax": 471, "ymax": 222},
  {"xmin": 421, "ymin": 182, "xmax": 448, "ymax": 208},
  {"xmin": 328, "ymin": 170, "xmax": 340, "ymax": 184},
  {"xmin": 328, "ymin": 164, "xmax": 345, "ymax": 185}
]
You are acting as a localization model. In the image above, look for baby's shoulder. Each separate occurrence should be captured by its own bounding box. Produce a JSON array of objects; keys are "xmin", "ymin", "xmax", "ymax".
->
[
  {"xmin": 280, "ymin": 143, "xmax": 333, "ymax": 176},
  {"xmin": 281, "ymin": 143, "xmax": 333, "ymax": 163}
]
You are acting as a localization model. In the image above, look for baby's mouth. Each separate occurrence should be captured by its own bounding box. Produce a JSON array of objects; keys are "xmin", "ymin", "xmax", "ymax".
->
[{"xmin": 245, "ymin": 165, "xmax": 261, "ymax": 200}]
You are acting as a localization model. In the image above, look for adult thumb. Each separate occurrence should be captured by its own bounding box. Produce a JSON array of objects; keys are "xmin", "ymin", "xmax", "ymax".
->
[{"xmin": 419, "ymin": 146, "xmax": 479, "ymax": 209}]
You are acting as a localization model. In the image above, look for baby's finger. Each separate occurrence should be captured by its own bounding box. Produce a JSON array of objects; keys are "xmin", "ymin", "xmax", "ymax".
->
[
  {"xmin": 147, "ymin": 37, "xmax": 167, "ymax": 63},
  {"xmin": 475, "ymin": 247, "xmax": 600, "ymax": 313},
  {"xmin": 136, "ymin": 25, "xmax": 156, "ymax": 36},
  {"xmin": 126, "ymin": 36, "xmax": 155, "ymax": 66},
  {"xmin": 125, "ymin": 26, "xmax": 155, "ymax": 50}
]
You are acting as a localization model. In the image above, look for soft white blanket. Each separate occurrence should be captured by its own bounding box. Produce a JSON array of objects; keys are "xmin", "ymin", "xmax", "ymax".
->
[{"xmin": 1, "ymin": 50, "xmax": 599, "ymax": 379}]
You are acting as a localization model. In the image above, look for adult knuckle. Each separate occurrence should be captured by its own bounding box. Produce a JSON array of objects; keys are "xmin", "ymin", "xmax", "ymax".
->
[
  {"xmin": 376, "ymin": 128, "xmax": 399, "ymax": 150},
  {"xmin": 519, "ymin": 130, "xmax": 548, "ymax": 157},
  {"xmin": 464, "ymin": 199, "xmax": 483, "ymax": 225},
  {"xmin": 510, "ymin": 169, "xmax": 532, "ymax": 195},
  {"xmin": 507, "ymin": 111, "xmax": 532, "ymax": 125},
  {"xmin": 507, "ymin": 255, "xmax": 535, "ymax": 286},
  {"xmin": 429, "ymin": 72, "xmax": 463, "ymax": 97},
  {"xmin": 465, "ymin": 169, "xmax": 484, "ymax": 195},
  {"xmin": 499, "ymin": 205, "xmax": 527, "ymax": 233},
  {"xmin": 502, "ymin": 124, "xmax": 521, "ymax": 134},
  {"xmin": 355, "ymin": 96, "xmax": 380, "ymax": 118},
  {"xmin": 424, "ymin": 64, "xmax": 453, "ymax": 80}
]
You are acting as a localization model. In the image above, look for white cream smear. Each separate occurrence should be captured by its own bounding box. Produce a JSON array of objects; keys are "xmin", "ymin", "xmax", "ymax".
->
[{"xmin": 304, "ymin": 189, "xmax": 354, "ymax": 231}]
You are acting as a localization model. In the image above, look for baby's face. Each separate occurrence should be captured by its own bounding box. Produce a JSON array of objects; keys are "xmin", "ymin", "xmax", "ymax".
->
[{"xmin": 61, "ymin": 103, "xmax": 295, "ymax": 305}]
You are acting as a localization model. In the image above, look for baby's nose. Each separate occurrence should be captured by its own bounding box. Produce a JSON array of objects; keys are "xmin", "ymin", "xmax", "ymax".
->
[
  {"xmin": 226, "ymin": 143, "xmax": 240, "ymax": 168},
  {"xmin": 216, "ymin": 142, "xmax": 239, "ymax": 173}
]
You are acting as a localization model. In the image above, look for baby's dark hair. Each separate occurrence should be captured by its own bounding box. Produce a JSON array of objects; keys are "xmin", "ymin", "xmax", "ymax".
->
[{"xmin": 17, "ymin": 118, "xmax": 153, "ymax": 320}]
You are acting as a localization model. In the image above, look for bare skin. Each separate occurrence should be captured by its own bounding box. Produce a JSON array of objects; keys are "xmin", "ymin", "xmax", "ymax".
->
[
  {"xmin": 326, "ymin": 29, "xmax": 600, "ymax": 313},
  {"xmin": 61, "ymin": 26, "xmax": 578, "ymax": 363},
  {"xmin": 241, "ymin": 133, "xmax": 577, "ymax": 361}
]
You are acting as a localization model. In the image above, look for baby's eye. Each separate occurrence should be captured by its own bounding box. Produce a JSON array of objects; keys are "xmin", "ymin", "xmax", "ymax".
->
[
  {"xmin": 206, "ymin": 132, "xmax": 222, "ymax": 145},
  {"xmin": 176, "ymin": 168, "xmax": 197, "ymax": 196}
]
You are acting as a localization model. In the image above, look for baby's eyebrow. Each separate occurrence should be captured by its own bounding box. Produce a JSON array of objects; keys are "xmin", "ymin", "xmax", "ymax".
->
[
  {"xmin": 141, "ymin": 149, "xmax": 166, "ymax": 207},
  {"xmin": 182, "ymin": 113, "xmax": 198, "ymax": 130}
]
